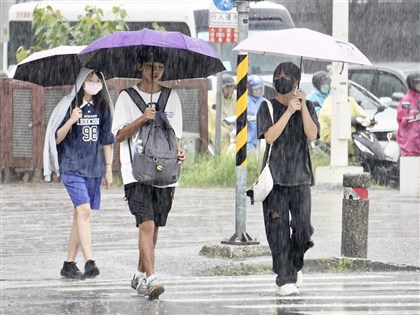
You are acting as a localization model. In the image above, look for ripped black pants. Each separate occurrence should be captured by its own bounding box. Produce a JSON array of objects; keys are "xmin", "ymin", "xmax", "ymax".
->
[{"xmin": 263, "ymin": 184, "xmax": 314, "ymax": 287}]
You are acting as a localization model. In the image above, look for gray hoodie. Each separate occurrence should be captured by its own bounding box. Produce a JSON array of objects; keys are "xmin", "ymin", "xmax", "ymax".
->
[{"xmin": 43, "ymin": 67, "xmax": 113, "ymax": 181}]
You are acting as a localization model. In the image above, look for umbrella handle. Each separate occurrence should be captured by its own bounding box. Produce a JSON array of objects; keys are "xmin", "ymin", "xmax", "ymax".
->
[
  {"xmin": 297, "ymin": 56, "xmax": 303, "ymax": 89},
  {"xmin": 339, "ymin": 62, "xmax": 345, "ymax": 75}
]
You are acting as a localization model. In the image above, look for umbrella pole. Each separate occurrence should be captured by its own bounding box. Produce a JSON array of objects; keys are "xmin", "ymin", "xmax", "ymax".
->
[
  {"xmin": 150, "ymin": 53, "xmax": 154, "ymax": 106},
  {"xmin": 72, "ymin": 83, "xmax": 78, "ymax": 113},
  {"xmin": 298, "ymin": 56, "xmax": 303, "ymax": 88},
  {"xmin": 73, "ymin": 67, "xmax": 80, "ymax": 111}
]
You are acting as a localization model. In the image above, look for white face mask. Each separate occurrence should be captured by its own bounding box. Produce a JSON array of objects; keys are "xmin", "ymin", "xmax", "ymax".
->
[{"xmin": 84, "ymin": 82, "xmax": 103, "ymax": 95}]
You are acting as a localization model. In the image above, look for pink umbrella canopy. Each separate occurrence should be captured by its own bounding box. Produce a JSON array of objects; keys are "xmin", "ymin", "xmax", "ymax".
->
[
  {"xmin": 13, "ymin": 45, "xmax": 87, "ymax": 86},
  {"xmin": 233, "ymin": 28, "xmax": 372, "ymax": 66}
]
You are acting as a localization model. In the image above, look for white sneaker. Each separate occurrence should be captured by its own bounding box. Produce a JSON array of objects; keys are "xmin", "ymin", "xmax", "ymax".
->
[
  {"xmin": 146, "ymin": 275, "xmax": 165, "ymax": 299},
  {"xmin": 276, "ymin": 283, "xmax": 300, "ymax": 296},
  {"xmin": 136, "ymin": 277, "xmax": 148, "ymax": 296},
  {"xmin": 131, "ymin": 274, "xmax": 148, "ymax": 296},
  {"xmin": 295, "ymin": 270, "xmax": 303, "ymax": 288}
]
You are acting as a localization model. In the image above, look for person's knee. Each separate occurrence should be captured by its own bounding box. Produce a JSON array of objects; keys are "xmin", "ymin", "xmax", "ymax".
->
[
  {"xmin": 76, "ymin": 204, "xmax": 91, "ymax": 220},
  {"xmin": 140, "ymin": 220, "xmax": 155, "ymax": 234}
]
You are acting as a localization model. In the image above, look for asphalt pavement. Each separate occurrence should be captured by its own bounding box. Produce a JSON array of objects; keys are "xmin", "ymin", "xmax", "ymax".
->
[{"xmin": 1, "ymin": 183, "xmax": 419, "ymax": 314}]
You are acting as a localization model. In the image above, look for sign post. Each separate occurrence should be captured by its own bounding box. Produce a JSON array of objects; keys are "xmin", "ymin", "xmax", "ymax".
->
[{"xmin": 218, "ymin": 0, "xmax": 258, "ymax": 245}]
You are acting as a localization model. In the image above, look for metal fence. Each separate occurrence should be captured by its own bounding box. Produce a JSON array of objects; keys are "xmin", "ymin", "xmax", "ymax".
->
[{"xmin": 0, "ymin": 77, "xmax": 208, "ymax": 182}]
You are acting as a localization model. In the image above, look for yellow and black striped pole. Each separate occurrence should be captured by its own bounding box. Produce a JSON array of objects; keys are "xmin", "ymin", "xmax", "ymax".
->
[
  {"xmin": 235, "ymin": 53, "xmax": 248, "ymax": 167},
  {"xmin": 221, "ymin": 0, "xmax": 258, "ymax": 245},
  {"xmin": 222, "ymin": 52, "xmax": 258, "ymax": 245}
]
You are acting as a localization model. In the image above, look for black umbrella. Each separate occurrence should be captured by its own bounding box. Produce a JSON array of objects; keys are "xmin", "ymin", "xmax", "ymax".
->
[{"xmin": 13, "ymin": 45, "xmax": 86, "ymax": 87}]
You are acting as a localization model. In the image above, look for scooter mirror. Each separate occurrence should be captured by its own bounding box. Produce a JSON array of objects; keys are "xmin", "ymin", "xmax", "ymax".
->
[{"xmin": 356, "ymin": 116, "xmax": 371, "ymax": 127}]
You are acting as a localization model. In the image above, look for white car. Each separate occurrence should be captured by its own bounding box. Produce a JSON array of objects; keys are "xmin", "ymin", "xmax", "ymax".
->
[{"xmin": 263, "ymin": 76, "xmax": 397, "ymax": 142}]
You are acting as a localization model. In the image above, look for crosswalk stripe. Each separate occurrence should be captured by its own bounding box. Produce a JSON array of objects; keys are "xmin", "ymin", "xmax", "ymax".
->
[
  {"xmin": 3, "ymin": 274, "xmax": 419, "ymax": 289},
  {"xmin": 228, "ymin": 302, "xmax": 420, "ymax": 309},
  {"xmin": 3, "ymin": 272, "xmax": 419, "ymax": 314}
]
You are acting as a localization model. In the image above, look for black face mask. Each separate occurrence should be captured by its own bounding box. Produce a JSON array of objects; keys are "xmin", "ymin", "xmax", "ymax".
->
[{"xmin": 274, "ymin": 77, "xmax": 294, "ymax": 95}]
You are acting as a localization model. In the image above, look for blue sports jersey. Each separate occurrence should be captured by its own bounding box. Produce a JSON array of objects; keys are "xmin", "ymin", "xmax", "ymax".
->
[{"xmin": 57, "ymin": 103, "xmax": 114, "ymax": 178}]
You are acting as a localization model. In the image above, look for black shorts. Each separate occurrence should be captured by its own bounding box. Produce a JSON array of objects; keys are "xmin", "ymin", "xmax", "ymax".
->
[{"xmin": 124, "ymin": 182, "xmax": 175, "ymax": 227}]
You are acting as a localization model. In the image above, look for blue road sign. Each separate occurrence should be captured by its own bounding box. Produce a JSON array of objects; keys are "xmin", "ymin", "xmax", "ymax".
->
[{"xmin": 213, "ymin": 0, "xmax": 235, "ymax": 11}]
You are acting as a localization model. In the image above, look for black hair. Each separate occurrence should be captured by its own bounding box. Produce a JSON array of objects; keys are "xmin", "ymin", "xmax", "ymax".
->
[
  {"xmin": 71, "ymin": 71, "xmax": 110, "ymax": 111},
  {"xmin": 136, "ymin": 47, "xmax": 168, "ymax": 65},
  {"xmin": 273, "ymin": 62, "xmax": 301, "ymax": 82}
]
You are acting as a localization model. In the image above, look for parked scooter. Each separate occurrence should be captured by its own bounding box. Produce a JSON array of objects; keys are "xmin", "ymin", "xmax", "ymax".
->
[{"xmin": 351, "ymin": 105, "xmax": 400, "ymax": 188}]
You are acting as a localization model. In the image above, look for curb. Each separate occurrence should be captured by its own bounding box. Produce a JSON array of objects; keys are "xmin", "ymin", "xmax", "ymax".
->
[{"xmin": 199, "ymin": 244, "xmax": 420, "ymax": 275}]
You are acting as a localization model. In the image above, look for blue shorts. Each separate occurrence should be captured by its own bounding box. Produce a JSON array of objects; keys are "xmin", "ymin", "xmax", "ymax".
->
[{"xmin": 61, "ymin": 173, "xmax": 101, "ymax": 210}]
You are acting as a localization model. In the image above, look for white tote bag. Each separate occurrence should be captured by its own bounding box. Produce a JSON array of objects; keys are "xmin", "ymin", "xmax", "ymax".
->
[
  {"xmin": 252, "ymin": 100, "xmax": 274, "ymax": 202},
  {"xmin": 252, "ymin": 158, "xmax": 273, "ymax": 202}
]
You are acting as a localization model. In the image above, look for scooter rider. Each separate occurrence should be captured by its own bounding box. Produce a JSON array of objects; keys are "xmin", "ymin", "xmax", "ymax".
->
[
  {"xmin": 307, "ymin": 71, "xmax": 332, "ymax": 115},
  {"xmin": 396, "ymin": 72, "xmax": 420, "ymax": 156},
  {"xmin": 247, "ymin": 74, "xmax": 266, "ymax": 151},
  {"xmin": 208, "ymin": 75, "xmax": 237, "ymax": 154},
  {"xmin": 318, "ymin": 85, "xmax": 368, "ymax": 156}
]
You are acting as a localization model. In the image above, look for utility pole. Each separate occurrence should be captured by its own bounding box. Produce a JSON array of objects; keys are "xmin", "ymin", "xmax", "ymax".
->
[
  {"xmin": 315, "ymin": 0, "xmax": 363, "ymax": 184},
  {"xmin": 330, "ymin": 0, "xmax": 350, "ymax": 167},
  {"xmin": 222, "ymin": 0, "xmax": 259, "ymax": 245}
]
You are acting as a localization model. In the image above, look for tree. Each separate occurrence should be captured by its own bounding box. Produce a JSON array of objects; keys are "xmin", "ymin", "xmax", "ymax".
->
[{"xmin": 16, "ymin": 5, "xmax": 129, "ymax": 62}]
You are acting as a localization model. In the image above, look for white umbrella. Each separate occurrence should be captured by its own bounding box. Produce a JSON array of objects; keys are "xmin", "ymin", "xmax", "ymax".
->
[{"xmin": 233, "ymin": 28, "xmax": 372, "ymax": 66}]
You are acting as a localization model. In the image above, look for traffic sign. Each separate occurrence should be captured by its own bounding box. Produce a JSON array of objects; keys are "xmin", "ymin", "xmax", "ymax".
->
[
  {"xmin": 209, "ymin": 0, "xmax": 237, "ymax": 43},
  {"xmin": 212, "ymin": 0, "xmax": 235, "ymax": 11}
]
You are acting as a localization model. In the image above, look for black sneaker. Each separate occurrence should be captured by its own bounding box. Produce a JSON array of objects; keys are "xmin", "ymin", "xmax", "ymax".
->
[
  {"xmin": 84, "ymin": 260, "xmax": 100, "ymax": 278},
  {"xmin": 60, "ymin": 261, "xmax": 83, "ymax": 279}
]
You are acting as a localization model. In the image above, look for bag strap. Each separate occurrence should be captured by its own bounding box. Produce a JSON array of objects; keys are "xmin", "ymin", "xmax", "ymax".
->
[
  {"xmin": 123, "ymin": 86, "xmax": 172, "ymax": 163},
  {"xmin": 265, "ymin": 100, "xmax": 274, "ymax": 164},
  {"xmin": 124, "ymin": 86, "xmax": 172, "ymax": 113}
]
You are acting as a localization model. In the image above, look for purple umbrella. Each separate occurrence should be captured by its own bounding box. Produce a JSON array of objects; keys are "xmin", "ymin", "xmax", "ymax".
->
[{"xmin": 78, "ymin": 29, "xmax": 226, "ymax": 81}]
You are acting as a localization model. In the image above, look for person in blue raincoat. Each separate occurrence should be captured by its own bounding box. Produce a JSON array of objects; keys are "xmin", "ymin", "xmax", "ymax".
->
[
  {"xmin": 43, "ymin": 67, "xmax": 115, "ymax": 280},
  {"xmin": 306, "ymin": 71, "xmax": 331, "ymax": 115},
  {"xmin": 247, "ymin": 74, "xmax": 266, "ymax": 151}
]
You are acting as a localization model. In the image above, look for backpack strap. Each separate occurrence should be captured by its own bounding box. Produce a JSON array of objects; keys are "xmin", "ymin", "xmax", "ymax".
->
[
  {"xmin": 122, "ymin": 86, "xmax": 172, "ymax": 163},
  {"xmin": 123, "ymin": 86, "xmax": 172, "ymax": 112},
  {"xmin": 124, "ymin": 87, "xmax": 147, "ymax": 113},
  {"xmin": 157, "ymin": 87, "xmax": 171, "ymax": 112}
]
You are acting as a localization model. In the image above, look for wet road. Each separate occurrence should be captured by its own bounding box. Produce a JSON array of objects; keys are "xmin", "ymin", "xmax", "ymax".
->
[
  {"xmin": 2, "ymin": 272, "xmax": 419, "ymax": 314},
  {"xmin": 1, "ymin": 183, "xmax": 419, "ymax": 314}
]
